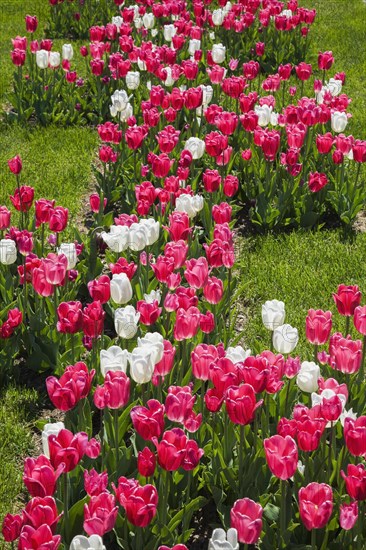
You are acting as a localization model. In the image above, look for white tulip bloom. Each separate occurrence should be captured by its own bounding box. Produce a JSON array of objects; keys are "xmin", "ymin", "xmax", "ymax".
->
[
  {"xmin": 262, "ymin": 300, "xmax": 285, "ymax": 331},
  {"xmin": 211, "ymin": 43, "xmax": 226, "ymax": 64},
  {"xmin": 70, "ymin": 535, "xmax": 106, "ymax": 550},
  {"xmin": 273, "ymin": 324, "xmax": 299, "ymax": 354},
  {"xmin": 226, "ymin": 346, "xmax": 252, "ymax": 364},
  {"xmin": 184, "ymin": 137, "xmax": 205, "ymax": 159},
  {"xmin": 100, "ymin": 345, "xmax": 129, "ymax": 377},
  {"xmin": 296, "ymin": 361, "xmax": 320, "ymax": 393},
  {"xmin": 36, "ymin": 49, "xmax": 49, "ymax": 69},
  {"xmin": 126, "ymin": 71, "xmax": 140, "ymax": 90},
  {"xmin": 110, "ymin": 273, "xmax": 133, "ymax": 305},
  {"xmin": 49, "ymin": 51, "xmax": 60, "ymax": 68},
  {"xmin": 115, "ymin": 306, "xmax": 140, "ymax": 339},
  {"xmin": 209, "ymin": 528, "xmax": 239, "ymax": 550},
  {"xmin": 331, "ymin": 111, "xmax": 348, "ymax": 133},
  {"xmin": 62, "ymin": 44, "xmax": 73, "ymax": 61},
  {"xmin": 129, "ymin": 346, "xmax": 155, "ymax": 383},
  {"xmin": 255, "ymin": 104, "xmax": 272, "ymax": 127},
  {"xmin": 0, "ymin": 239, "xmax": 17, "ymax": 265},
  {"xmin": 58, "ymin": 243, "xmax": 77, "ymax": 270}
]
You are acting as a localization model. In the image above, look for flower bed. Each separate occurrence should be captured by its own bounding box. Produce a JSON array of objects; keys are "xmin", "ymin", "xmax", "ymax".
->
[{"xmin": 2, "ymin": 1, "xmax": 366, "ymax": 549}]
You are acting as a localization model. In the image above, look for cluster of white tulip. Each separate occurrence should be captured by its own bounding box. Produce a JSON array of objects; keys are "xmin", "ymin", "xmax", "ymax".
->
[
  {"xmin": 316, "ymin": 77, "xmax": 343, "ymax": 104},
  {"xmin": 101, "ymin": 218, "xmax": 159, "ymax": 253},
  {"xmin": 175, "ymin": 192, "xmax": 205, "ymax": 217},
  {"xmin": 254, "ymin": 104, "xmax": 279, "ymax": 127},
  {"xmin": 262, "ymin": 299, "xmax": 299, "ymax": 354},
  {"xmin": 109, "ymin": 89, "xmax": 133, "ymax": 121},
  {"xmin": 100, "ymin": 332, "xmax": 164, "ymax": 384},
  {"xmin": 35, "ymin": 44, "xmax": 73, "ymax": 70}
]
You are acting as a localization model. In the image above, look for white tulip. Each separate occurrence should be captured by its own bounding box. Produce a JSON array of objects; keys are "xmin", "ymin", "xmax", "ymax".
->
[
  {"xmin": 49, "ymin": 51, "xmax": 60, "ymax": 68},
  {"xmin": 273, "ymin": 324, "xmax": 298, "ymax": 354},
  {"xmin": 134, "ymin": 16, "xmax": 143, "ymax": 29},
  {"xmin": 100, "ymin": 345, "xmax": 129, "ymax": 377},
  {"xmin": 209, "ymin": 528, "xmax": 239, "ymax": 550},
  {"xmin": 163, "ymin": 24, "xmax": 177, "ymax": 42},
  {"xmin": 110, "ymin": 273, "xmax": 133, "ymax": 305},
  {"xmin": 262, "ymin": 300, "xmax": 285, "ymax": 331},
  {"xmin": 200, "ymin": 84, "xmax": 213, "ymax": 106},
  {"xmin": 70, "ymin": 535, "xmax": 106, "ymax": 550},
  {"xmin": 129, "ymin": 346, "xmax": 155, "ymax": 383},
  {"xmin": 42, "ymin": 422, "xmax": 65, "ymax": 457},
  {"xmin": 331, "ymin": 111, "xmax": 348, "ymax": 133},
  {"xmin": 184, "ymin": 137, "xmax": 205, "ymax": 159},
  {"xmin": 137, "ymin": 58, "xmax": 147, "ymax": 71},
  {"xmin": 175, "ymin": 194, "xmax": 204, "ymax": 218},
  {"xmin": 101, "ymin": 225, "xmax": 129, "ymax": 253},
  {"xmin": 0, "ymin": 239, "xmax": 17, "ymax": 265},
  {"xmin": 144, "ymin": 290, "xmax": 161, "ymax": 304},
  {"xmin": 255, "ymin": 104, "xmax": 272, "ymax": 126},
  {"xmin": 211, "ymin": 43, "xmax": 226, "ymax": 64},
  {"xmin": 280, "ymin": 9, "xmax": 292, "ymax": 17},
  {"xmin": 62, "ymin": 44, "xmax": 73, "ymax": 61},
  {"xmin": 128, "ymin": 223, "xmax": 148, "ymax": 251},
  {"xmin": 163, "ymin": 66, "xmax": 177, "ymax": 87},
  {"xmin": 212, "ymin": 9, "xmax": 225, "ymax": 26},
  {"xmin": 151, "ymin": 29, "xmax": 158, "ymax": 38},
  {"xmin": 126, "ymin": 71, "xmax": 140, "ymax": 90},
  {"xmin": 226, "ymin": 346, "xmax": 252, "ymax": 364},
  {"xmin": 139, "ymin": 218, "xmax": 160, "ymax": 245},
  {"xmin": 57, "ymin": 243, "xmax": 77, "ymax": 270},
  {"xmin": 142, "ymin": 13, "xmax": 155, "ymax": 29},
  {"xmin": 296, "ymin": 361, "xmax": 320, "ymax": 393},
  {"xmin": 340, "ymin": 408, "xmax": 357, "ymax": 427},
  {"xmin": 188, "ymin": 39, "xmax": 201, "ymax": 56},
  {"xmin": 115, "ymin": 306, "xmax": 140, "ymax": 339},
  {"xmin": 112, "ymin": 16, "xmax": 123, "ymax": 30},
  {"xmin": 36, "ymin": 49, "xmax": 49, "ymax": 69},
  {"xmin": 223, "ymin": 2, "xmax": 232, "ymax": 15},
  {"xmin": 138, "ymin": 332, "xmax": 164, "ymax": 363}
]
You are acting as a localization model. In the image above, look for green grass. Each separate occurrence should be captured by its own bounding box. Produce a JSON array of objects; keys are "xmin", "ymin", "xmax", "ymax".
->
[
  {"xmin": 303, "ymin": 0, "xmax": 366, "ymax": 138},
  {"xmin": 0, "ymin": 387, "xmax": 38, "ymax": 522},
  {"xmin": 237, "ymin": 229, "xmax": 366, "ymax": 357}
]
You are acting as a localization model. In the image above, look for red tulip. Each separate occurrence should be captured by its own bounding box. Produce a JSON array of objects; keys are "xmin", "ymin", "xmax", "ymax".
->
[
  {"xmin": 94, "ymin": 371, "xmax": 130, "ymax": 410},
  {"xmin": 138, "ymin": 447, "xmax": 156, "ymax": 477},
  {"xmin": 46, "ymin": 362, "xmax": 94, "ymax": 411},
  {"xmin": 56, "ymin": 301, "xmax": 82, "ymax": 334},
  {"xmin": 298, "ymin": 482, "xmax": 333, "ymax": 530},
  {"xmin": 18, "ymin": 524, "xmax": 61, "ymax": 549},
  {"xmin": 191, "ymin": 344, "xmax": 219, "ymax": 381},
  {"xmin": 174, "ymin": 306, "xmax": 201, "ymax": 340},
  {"xmin": 318, "ymin": 51, "xmax": 334, "ymax": 71},
  {"xmin": 8, "ymin": 155, "xmax": 22, "ymax": 175},
  {"xmin": 23, "ymin": 496, "xmax": 61, "ymax": 532},
  {"xmin": 226, "ymin": 384, "xmax": 263, "ymax": 425},
  {"xmin": 114, "ymin": 477, "xmax": 158, "ymax": 527},
  {"xmin": 165, "ymin": 385, "xmax": 195, "ymax": 424},
  {"xmin": 2, "ymin": 513, "xmax": 23, "ymax": 542},
  {"xmin": 263, "ymin": 435, "xmax": 298, "ymax": 480},
  {"xmin": 344, "ymin": 416, "xmax": 366, "ymax": 457},
  {"xmin": 10, "ymin": 185, "xmax": 34, "ymax": 212},
  {"xmin": 23, "ymin": 455, "xmax": 64, "ymax": 498},
  {"xmin": 154, "ymin": 428, "xmax": 188, "ymax": 471},
  {"xmin": 82, "ymin": 300, "xmax": 105, "ymax": 338},
  {"xmin": 333, "ymin": 285, "xmax": 362, "ymax": 316},
  {"xmin": 354, "ymin": 306, "xmax": 366, "ymax": 335},
  {"xmin": 25, "ymin": 15, "xmax": 38, "ymax": 33},
  {"xmin": 305, "ymin": 309, "xmax": 332, "ymax": 345},
  {"xmin": 137, "ymin": 299, "xmax": 162, "ymax": 325},
  {"xmin": 87, "ymin": 275, "xmax": 111, "ymax": 304},
  {"xmin": 342, "ymin": 464, "xmax": 366, "ymax": 501},
  {"xmin": 230, "ymin": 498, "xmax": 263, "ymax": 544},
  {"xmin": 84, "ymin": 469, "xmax": 108, "ymax": 497},
  {"xmin": 130, "ymin": 399, "xmax": 165, "ymax": 441},
  {"xmin": 48, "ymin": 429, "xmax": 88, "ymax": 472},
  {"xmin": 48, "ymin": 206, "xmax": 68, "ymax": 232},
  {"xmin": 84, "ymin": 492, "xmax": 118, "ymax": 536}
]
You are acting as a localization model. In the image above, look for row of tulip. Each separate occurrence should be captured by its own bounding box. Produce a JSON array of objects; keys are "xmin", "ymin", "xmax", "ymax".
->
[
  {"xmin": 3, "ymin": 0, "xmax": 366, "ymax": 549},
  {"xmin": 9, "ymin": 2, "xmax": 366, "ymax": 228}
]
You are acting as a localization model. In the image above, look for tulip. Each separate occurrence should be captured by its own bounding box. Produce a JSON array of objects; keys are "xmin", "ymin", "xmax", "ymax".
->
[
  {"xmin": 138, "ymin": 447, "xmax": 156, "ymax": 477},
  {"xmin": 226, "ymin": 384, "xmax": 263, "ymax": 425},
  {"xmin": 212, "ymin": 43, "xmax": 226, "ymax": 64},
  {"xmin": 114, "ymin": 305, "xmax": 140, "ymax": 339},
  {"xmin": 48, "ymin": 429, "xmax": 88, "ymax": 472},
  {"xmin": 36, "ymin": 49, "xmax": 49, "ymax": 69},
  {"xmin": 100, "ymin": 345, "xmax": 129, "ymax": 376},
  {"xmin": 94, "ymin": 371, "xmax": 130, "ymax": 409},
  {"xmin": 57, "ymin": 301, "xmax": 82, "ymax": 334},
  {"xmin": 70, "ymin": 535, "xmax": 106, "ymax": 550},
  {"xmin": 298, "ymin": 482, "xmax": 333, "ymax": 530},
  {"xmin": 46, "ymin": 362, "xmax": 94, "ymax": 411},
  {"xmin": 262, "ymin": 300, "xmax": 285, "ymax": 331},
  {"xmin": 62, "ymin": 44, "xmax": 73, "ymax": 61},
  {"xmin": 114, "ymin": 477, "xmax": 158, "ymax": 527},
  {"xmin": 41, "ymin": 422, "xmax": 65, "ymax": 458},
  {"xmin": 129, "ymin": 346, "xmax": 155, "ymax": 383},
  {"xmin": 333, "ymin": 284, "xmax": 362, "ymax": 316},
  {"xmin": 230, "ymin": 498, "xmax": 263, "ymax": 545},
  {"xmin": 331, "ymin": 111, "xmax": 348, "ymax": 133},
  {"xmin": 263, "ymin": 435, "xmax": 298, "ymax": 480},
  {"xmin": 341, "ymin": 464, "xmax": 366, "ymax": 500},
  {"xmin": 306, "ymin": 309, "xmax": 332, "ymax": 345},
  {"xmin": 84, "ymin": 492, "xmax": 118, "ymax": 536},
  {"xmin": 154, "ymin": 428, "xmax": 188, "ymax": 471},
  {"xmin": 339, "ymin": 501, "xmax": 358, "ymax": 531},
  {"xmin": 2, "ymin": 513, "xmax": 23, "ymax": 542},
  {"xmin": 296, "ymin": 361, "xmax": 320, "ymax": 393},
  {"xmin": 19, "ymin": 524, "xmax": 61, "ymax": 549},
  {"xmin": 0, "ymin": 239, "xmax": 17, "ymax": 265},
  {"xmin": 344, "ymin": 417, "xmax": 366, "ymax": 457},
  {"xmin": 273, "ymin": 324, "xmax": 299, "ymax": 354},
  {"xmin": 110, "ymin": 273, "xmax": 133, "ymax": 304},
  {"xmin": 131, "ymin": 400, "xmax": 165, "ymax": 441},
  {"xmin": 23, "ymin": 496, "xmax": 61, "ymax": 531},
  {"xmin": 84, "ymin": 469, "xmax": 108, "ymax": 498}
]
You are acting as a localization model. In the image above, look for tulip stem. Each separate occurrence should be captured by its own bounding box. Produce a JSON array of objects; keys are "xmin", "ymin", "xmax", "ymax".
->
[
  {"xmin": 313, "ymin": 344, "xmax": 318, "ymax": 364},
  {"xmin": 63, "ymin": 472, "xmax": 69, "ymax": 544},
  {"xmin": 357, "ymin": 501, "xmax": 363, "ymax": 550},
  {"xmin": 280, "ymin": 480, "xmax": 287, "ymax": 548},
  {"xmin": 345, "ymin": 316, "xmax": 350, "ymax": 336},
  {"xmin": 114, "ymin": 409, "xmax": 120, "ymax": 479},
  {"xmin": 311, "ymin": 528, "xmax": 317, "ymax": 550},
  {"xmin": 239, "ymin": 424, "xmax": 245, "ymax": 495}
]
